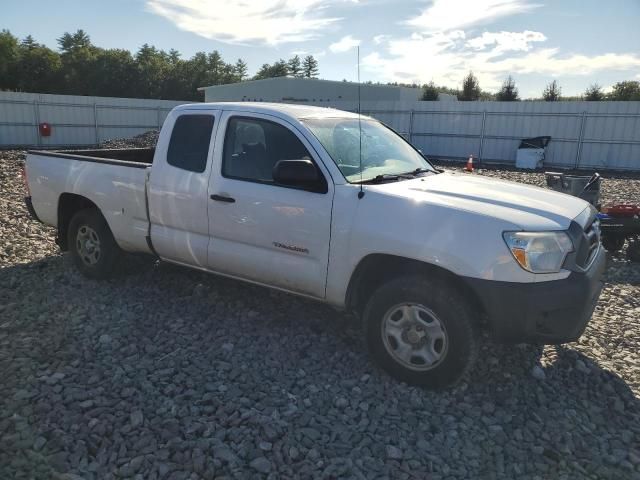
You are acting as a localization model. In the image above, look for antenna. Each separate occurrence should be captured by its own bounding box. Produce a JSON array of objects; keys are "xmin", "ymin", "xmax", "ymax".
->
[{"xmin": 357, "ymin": 45, "xmax": 364, "ymax": 199}]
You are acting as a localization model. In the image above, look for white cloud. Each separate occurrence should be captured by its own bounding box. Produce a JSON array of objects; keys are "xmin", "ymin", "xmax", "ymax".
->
[
  {"xmin": 329, "ymin": 35, "xmax": 361, "ymax": 53},
  {"xmin": 407, "ymin": 0, "xmax": 541, "ymax": 32},
  {"xmin": 466, "ymin": 30, "xmax": 546, "ymax": 54},
  {"xmin": 364, "ymin": 32, "xmax": 640, "ymax": 92},
  {"xmin": 491, "ymin": 49, "xmax": 640, "ymax": 76},
  {"xmin": 373, "ymin": 34, "xmax": 390, "ymax": 45},
  {"xmin": 146, "ymin": 0, "xmax": 359, "ymax": 45}
]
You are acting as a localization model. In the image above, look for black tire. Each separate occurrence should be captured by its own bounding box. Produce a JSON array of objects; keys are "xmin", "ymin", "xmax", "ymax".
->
[
  {"xmin": 67, "ymin": 208, "xmax": 122, "ymax": 279},
  {"xmin": 627, "ymin": 239, "xmax": 640, "ymax": 262},
  {"xmin": 602, "ymin": 235, "xmax": 625, "ymax": 253},
  {"xmin": 363, "ymin": 275, "xmax": 477, "ymax": 389}
]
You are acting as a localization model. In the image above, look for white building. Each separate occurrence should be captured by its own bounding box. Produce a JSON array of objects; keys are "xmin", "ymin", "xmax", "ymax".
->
[{"xmin": 198, "ymin": 77, "xmax": 424, "ymax": 104}]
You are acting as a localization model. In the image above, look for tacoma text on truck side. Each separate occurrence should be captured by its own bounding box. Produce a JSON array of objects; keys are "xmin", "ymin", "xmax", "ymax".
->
[{"xmin": 24, "ymin": 103, "xmax": 605, "ymax": 388}]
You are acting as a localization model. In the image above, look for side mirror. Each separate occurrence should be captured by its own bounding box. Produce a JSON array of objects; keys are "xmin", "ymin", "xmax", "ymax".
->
[{"xmin": 273, "ymin": 159, "xmax": 319, "ymax": 187}]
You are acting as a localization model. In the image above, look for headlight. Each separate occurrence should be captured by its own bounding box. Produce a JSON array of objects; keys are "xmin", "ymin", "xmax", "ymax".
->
[{"xmin": 503, "ymin": 231, "xmax": 574, "ymax": 273}]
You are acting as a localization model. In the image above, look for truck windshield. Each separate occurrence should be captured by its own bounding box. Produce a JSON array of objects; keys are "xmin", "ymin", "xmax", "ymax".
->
[{"xmin": 302, "ymin": 117, "xmax": 434, "ymax": 183}]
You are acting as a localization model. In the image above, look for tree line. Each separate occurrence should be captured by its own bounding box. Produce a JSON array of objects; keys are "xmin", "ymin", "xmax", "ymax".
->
[
  {"xmin": 2, "ymin": 29, "xmax": 638, "ymax": 103},
  {"xmin": 422, "ymin": 72, "xmax": 640, "ymax": 101},
  {"xmin": 0, "ymin": 29, "xmax": 321, "ymax": 101}
]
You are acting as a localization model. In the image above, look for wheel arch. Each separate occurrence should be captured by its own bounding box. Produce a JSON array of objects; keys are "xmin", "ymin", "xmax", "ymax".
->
[
  {"xmin": 345, "ymin": 253, "xmax": 486, "ymax": 323},
  {"xmin": 57, "ymin": 193, "xmax": 101, "ymax": 251}
]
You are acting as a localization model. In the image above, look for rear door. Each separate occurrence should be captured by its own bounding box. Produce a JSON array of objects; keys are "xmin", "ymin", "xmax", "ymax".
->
[
  {"xmin": 206, "ymin": 112, "xmax": 334, "ymax": 298},
  {"xmin": 148, "ymin": 110, "xmax": 219, "ymax": 267}
]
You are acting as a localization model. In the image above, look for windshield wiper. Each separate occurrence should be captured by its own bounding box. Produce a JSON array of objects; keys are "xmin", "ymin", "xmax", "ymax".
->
[
  {"xmin": 401, "ymin": 167, "xmax": 436, "ymax": 176},
  {"xmin": 353, "ymin": 173, "xmax": 412, "ymax": 184}
]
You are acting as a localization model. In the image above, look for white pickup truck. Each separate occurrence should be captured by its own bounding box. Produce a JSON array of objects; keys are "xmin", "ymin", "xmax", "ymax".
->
[{"xmin": 24, "ymin": 102, "xmax": 605, "ymax": 388}]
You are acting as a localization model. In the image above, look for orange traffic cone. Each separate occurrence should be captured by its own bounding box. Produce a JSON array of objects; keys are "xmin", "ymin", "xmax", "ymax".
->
[{"xmin": 465, "ymin": 155, "xmax": 474, "ymax": 172}]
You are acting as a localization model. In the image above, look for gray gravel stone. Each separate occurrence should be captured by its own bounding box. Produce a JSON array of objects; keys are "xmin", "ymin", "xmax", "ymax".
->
[
  {"xmin": 386, "ymin": 445, "xmax": 403, "ymax": 460},
  {"xmin": 130, "ymin": 410, "xmax": 144, "ymax": 428},
  {"xmin": 249, "ymin": 456, "xmax": 271, "ymax": 474},
  {"xmin": 531, "ymin": 365, "xmax": 546, "ymax": 380}
]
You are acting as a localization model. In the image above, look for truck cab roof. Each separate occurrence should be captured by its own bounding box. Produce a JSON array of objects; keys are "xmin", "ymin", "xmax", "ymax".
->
[{"xmin": 173, "ymin": 102, "xmax": 366, "ymax": 122}]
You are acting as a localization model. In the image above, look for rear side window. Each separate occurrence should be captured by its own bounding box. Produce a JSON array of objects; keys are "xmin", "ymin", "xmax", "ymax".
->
[{"xmin": 167, "ymin": 114, "xmax": 215, "ymax": 173}]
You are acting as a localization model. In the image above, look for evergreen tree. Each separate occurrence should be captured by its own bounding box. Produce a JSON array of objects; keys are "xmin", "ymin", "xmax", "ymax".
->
[
  {"xmin": 608, "ymin": 81, "xmax": 640, "ymax": 100},
  {"xmin": 496, "ymin": 76, "xmax": 519, "ymax": 101},
  {"xmin": 302, "ymin": 55, "xmax": 319, "ymax": 78},
  {"xmin": 253, "ymin": 59, "xmax": 289, "ymax": 79},
  {"xmin": 16, "ymin": 36, "xmax": 61, "ymax": 93},
  {"xmin": 421, "ymin": 81, "xmax": 439, "ymax": 101},
  {"xmin": 459, "ymin": 71, "xmax": 480, "ymax": 101},
  {"xmin": 288, "ymin": 55, "xmax": 302, "ymax": 77},
  {"xmin": 57, "ymin": 29, "xmax": 98, "ymax": 95},
  {"xmin": 234, "ymin": 58, "xmax": 248, "ymax": 80},
  {"xmin": 583, "ymin": 84, "xmax": 604, "ymax": 101},
  {"xmin": 0, "ymin": 30, "xmax": 20, "ymax": 89},
  {"xmin": 542, "ymin": 80, "xmax": 561, "ymax": 101},
  {"xmin": 168, "ymin": 49, "xmax": 181, "ymax": 65}
]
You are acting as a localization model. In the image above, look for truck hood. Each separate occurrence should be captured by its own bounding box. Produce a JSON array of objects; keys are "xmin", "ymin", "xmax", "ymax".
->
[{"xmin": 368, "ymin": 171, "xmax": 590, "ymax": 231}]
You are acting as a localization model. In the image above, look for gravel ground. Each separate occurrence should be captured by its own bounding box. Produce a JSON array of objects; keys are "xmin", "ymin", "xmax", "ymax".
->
[{"xmin": 1, "ymin": 135, "xmax": 640, "ymax": 479}]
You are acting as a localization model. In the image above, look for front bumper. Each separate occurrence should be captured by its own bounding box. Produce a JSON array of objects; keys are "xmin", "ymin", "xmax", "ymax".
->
[
  {"xmin": 24, "ymin": 196, "xmax": 42, "ymax": 223},
  {"xmin": 465, "ymin": 246, "xmax": 606, "ymax": 344}
]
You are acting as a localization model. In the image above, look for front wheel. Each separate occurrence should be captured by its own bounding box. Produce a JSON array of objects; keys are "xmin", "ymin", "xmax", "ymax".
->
[
  {"xmin": 363, "ymin": 276, "xmax": 477, "ymax": 388},
  {"xmin": 68, "ymin": 208, "xmax": 122, "ymax": 279}
]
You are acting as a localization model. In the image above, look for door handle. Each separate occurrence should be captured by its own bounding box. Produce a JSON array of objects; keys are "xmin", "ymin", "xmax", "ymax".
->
[{"xmin": 210, "ymin": 194, "xmax": 236, "ymax": 203}]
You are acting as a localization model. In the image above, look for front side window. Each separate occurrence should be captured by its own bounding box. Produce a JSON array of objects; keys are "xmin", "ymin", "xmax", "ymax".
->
[
  {"xmin": 167, "ymin": 114, "xmax": 215, "ymax": 173},
  {"xmin": 302, "ymin": 118, "xmax": 434, "ymax": 183},
  {"xmin": 222, "ymin": 116, "xmax": 321, "ymax": 185}
]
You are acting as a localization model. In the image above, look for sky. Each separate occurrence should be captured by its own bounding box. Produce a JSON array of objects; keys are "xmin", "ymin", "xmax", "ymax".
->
[{"xmin": 3, "ymin": 0, "xmax": 640, "ymax": 97}]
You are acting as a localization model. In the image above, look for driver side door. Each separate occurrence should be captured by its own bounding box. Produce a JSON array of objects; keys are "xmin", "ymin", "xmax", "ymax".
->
[{"xmin": 206, "ymin": 112, "xmax": 334, "ymax": 298}]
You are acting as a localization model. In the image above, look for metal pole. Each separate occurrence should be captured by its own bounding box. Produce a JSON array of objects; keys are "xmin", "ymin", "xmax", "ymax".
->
[
  {"xmin": 408, "ymin": 110, "xmax": 415, "ymax": 144},
  {"xmin": 478, "ymin": 110, "xmax": 487, "ymax": 162},
  {"xmin": 33, "ymin": 100, "xmax": 41, "ymax": 147},
  {"xmin": 574, "ymin": 111, "xmax": 587, "ymax": 169},
  {"xmin": 94, "ymin": 103, "xmax": 99, "ymax": 145}
]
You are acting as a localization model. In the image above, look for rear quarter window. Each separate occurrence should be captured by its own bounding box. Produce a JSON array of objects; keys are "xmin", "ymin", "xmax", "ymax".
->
[{"xmin": 167, "ymin": 114, "xmax": 215, "ymax": 173}]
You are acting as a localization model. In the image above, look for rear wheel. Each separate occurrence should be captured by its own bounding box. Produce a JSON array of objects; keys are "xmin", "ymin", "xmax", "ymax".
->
[
  {"xmin": 363, "ymin": 275, "xmax": 477, "ymax": 388},
  {"xmin": 68, "ymin": 208, "xmax": 122, "ymax": 279}
]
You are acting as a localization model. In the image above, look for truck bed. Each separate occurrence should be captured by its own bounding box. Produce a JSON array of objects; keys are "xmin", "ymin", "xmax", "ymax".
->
[
  {"xmin": 25, "ymin": 149, "xmax": 152, "ymax": 255},
  {"xmin": 27, "ymin": 148, "xmax": 155, "ymax": 168}
]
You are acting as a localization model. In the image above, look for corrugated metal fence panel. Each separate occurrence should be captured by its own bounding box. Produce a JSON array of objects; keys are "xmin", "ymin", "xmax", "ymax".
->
[
  {"xmin": 361, "ymin": 100, "xmax": 640, "ymax": 171},
  {"xmin": 0, "ymin": 125, "xmax": 35, "ymax": 145},
  {"xmin": 2, "ymin": 93, "xmax": 640, "ymax": 171},
  {"xmin": 0, "ymin": 91, "xmax": 191, "ymax": 147},
  {"xmin": 38, "ymin": 103, "xmax": 95, "ymax": 125},
  {"xmin": 97, "ymin": 106, "xmax": 159, "ymax": 128}
]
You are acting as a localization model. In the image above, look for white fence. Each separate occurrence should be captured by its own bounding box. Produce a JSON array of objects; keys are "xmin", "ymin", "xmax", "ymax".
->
[
  {"xmin": 0, "ymin": 92, "xmax": 193, "ymax": 148},
  {"xmin": 1, "ymin": 92, "xmax": 640, "ymax": 171},
  {"xmin": 321, "ymin": 100, "xmax": 640, "ymax": 171}
]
